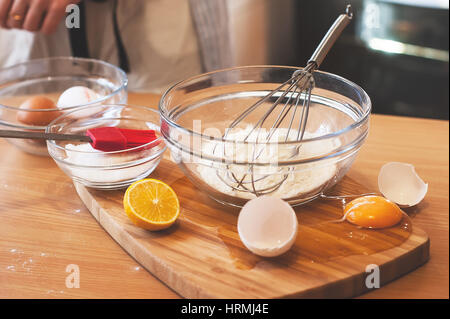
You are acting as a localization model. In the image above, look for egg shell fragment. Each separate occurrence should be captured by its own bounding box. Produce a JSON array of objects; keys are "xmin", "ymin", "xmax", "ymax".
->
[
  {"xmin": 237, "ymin": 196, "xmax": 298, "ymax": 257},
  {"xmin": 378, "ymin": 162, "xmax": 428, "ymax": 207}
]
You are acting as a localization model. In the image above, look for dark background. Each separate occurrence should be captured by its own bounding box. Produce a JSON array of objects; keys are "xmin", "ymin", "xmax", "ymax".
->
[{"xmin": 265, "ymin": 0, "xmax": 449, "ymax": 120}]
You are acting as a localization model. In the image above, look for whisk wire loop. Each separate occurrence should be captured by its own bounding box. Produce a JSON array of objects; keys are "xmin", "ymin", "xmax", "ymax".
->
[{"xmin": 214, "ymin": 5, "xmax": 353, "ymax": 197}]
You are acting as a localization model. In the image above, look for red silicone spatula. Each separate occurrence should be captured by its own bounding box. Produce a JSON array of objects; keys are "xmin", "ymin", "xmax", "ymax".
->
[
  {"xmin": 0, "ymin": 127, "xmax": 159, "ymax": 152},
  {"xmin": 85, "ymin": 127, "xmax": 159, "ymax": 151}
]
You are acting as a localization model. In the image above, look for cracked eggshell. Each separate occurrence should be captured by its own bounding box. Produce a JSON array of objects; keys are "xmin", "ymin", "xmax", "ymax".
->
[
  {"xmin": 237, "ymin": 196, "xmax": 298, "ymax": 257},
  {"xmin": 378, "ymin": 162, "xmax": 428, "ymax": 207}
]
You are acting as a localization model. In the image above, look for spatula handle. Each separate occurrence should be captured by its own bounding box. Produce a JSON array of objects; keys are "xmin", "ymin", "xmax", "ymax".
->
[{"xmin": 0, "ymin": 129, "xmax": 91, "ymax": 142}]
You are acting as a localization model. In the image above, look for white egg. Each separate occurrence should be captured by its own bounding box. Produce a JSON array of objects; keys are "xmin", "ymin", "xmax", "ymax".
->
[
  {"xmin": 237, "ymin": 196, "xmax": 298, "ymax": 257},
  {"xmin": 57, "ymin": 86, "xmax": 100, "ymax": 108},
  {"xmin": 378, "ymin": 162, "xmax": 428, "ymax": 207}
]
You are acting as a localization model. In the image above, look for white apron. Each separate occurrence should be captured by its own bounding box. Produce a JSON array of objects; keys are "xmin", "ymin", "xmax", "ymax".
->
[{"xmin": 0, "ymin": 0, "xmax": 205, "ymax": 93}]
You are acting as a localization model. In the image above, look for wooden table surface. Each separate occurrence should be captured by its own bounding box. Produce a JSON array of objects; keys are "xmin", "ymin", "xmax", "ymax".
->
[{"xmin": 0, "ymin": 93, "xmax": 448, "ymax": 299}]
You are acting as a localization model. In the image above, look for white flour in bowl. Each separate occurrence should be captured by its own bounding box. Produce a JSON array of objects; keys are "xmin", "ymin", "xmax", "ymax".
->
[
  {"xmin": 63, "ymin": 143, "xmax": 159, "ymax": 184},
  {"xmin": 194, "ymin": 126, "xmax": 340, "ymax": 200}
]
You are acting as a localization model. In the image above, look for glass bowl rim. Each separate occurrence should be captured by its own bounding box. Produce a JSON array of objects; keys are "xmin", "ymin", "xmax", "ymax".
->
[
  {"xmin": 0, "ymin": 56, "xmax": 128, "ymax": 113},
  {"xmin": 46, "ymin": 103, "xmax": 166, "ymax": 155},
  {"xmin": 159, "ymin": 65, "xmax": 372, "ymax": 145}
]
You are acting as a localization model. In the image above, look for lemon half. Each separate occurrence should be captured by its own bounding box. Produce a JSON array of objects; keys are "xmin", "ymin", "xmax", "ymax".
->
[{"xmin": 123, "ymin": 179, "xmax": 180, "ymax": 230}]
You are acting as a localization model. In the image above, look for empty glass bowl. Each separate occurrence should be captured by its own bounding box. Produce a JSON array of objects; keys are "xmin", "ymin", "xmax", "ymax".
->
[
  {"xmin": 159, "ymin": 66, "xmax": 371, "ymax": 207},
  {"xmin": 0, "ymin": 57, "xmax": 128, "ymax": 156},
  {"xmin": 47, "ymin": 104, "xmax": 166, "ymax": 189}
]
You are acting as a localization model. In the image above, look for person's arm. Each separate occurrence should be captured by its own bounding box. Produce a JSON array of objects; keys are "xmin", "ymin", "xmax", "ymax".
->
[{"xmin": 0, "ymin": 0, "xmax": 80, "ymax": 34}]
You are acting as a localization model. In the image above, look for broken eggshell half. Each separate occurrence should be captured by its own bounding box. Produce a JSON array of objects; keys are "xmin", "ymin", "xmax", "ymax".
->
[
  {"xmin": 378, "ymin": 162, "xmax": 428, "ymax": 207},
  {"xmin": 237, "ymin": 196, "xmax": 298, "ymax": 257}
]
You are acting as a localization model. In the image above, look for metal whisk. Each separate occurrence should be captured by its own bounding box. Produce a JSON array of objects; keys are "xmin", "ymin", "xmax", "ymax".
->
[{"xmin": 216, "ymin": 5, "xmax": 353, "ymax": 197}]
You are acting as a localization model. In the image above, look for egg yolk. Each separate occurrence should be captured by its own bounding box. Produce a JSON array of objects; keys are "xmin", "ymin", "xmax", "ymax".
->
[
  {"xmin": 344, "ymin": 195, "xmax": 403, "ymax": 229},
  {"xmin": 16, "ymin": 96, "xmax": 60, "ymax": 126}
]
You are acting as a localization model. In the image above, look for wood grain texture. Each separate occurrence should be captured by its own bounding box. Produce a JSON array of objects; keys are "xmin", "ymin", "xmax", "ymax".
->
[
  {"xmin": 76, "ymin": 158, "xmax": 430, "ymax": 299},
  {"xmin": 0, "ymin": 93, "xmax": 448, "ymax": 298}
]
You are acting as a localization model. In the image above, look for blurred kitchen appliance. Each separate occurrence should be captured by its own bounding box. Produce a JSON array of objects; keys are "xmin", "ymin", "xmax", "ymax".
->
[{"xmin": 228, "ymin": 0, "xmax": 449, "ymax": 119}]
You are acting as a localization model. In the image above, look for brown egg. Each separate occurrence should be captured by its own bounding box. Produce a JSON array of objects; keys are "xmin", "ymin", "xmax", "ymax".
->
[{"xmin": 16, "ymin": 96, "xmax": 61, "ymax": 126}]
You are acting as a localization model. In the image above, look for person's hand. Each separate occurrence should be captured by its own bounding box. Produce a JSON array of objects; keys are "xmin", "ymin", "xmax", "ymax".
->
[{"xmin": 0, "ymin": 0, "xmax": 81, "ymax": 34}]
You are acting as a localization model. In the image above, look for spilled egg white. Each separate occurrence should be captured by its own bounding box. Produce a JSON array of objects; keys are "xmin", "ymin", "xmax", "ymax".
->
[
  {"xmin": 378, "ymin": 162, "xmax": 428, "ymax": 207},
  {"xmin": 237, "ymin": 196, "xmax": 298, "ymax": 257}
]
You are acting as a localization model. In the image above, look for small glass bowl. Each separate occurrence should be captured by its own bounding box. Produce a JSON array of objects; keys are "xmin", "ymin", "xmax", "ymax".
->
[
  {"xmin": 0, "ymin": 57, "xmax": 128, "ymax": 156},
  {"xmin": 159, "ymin": 65, "xmax": 371, "ymax": 207},
  {"xmin": 47, "ymin": 104, "xmax": 166, "ymax": 190}
]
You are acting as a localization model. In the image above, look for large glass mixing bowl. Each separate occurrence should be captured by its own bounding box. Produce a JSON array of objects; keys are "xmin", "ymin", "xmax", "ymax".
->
[{"xmin": 159, "ymin": 66, "xmax": 371, "ymax": 207}]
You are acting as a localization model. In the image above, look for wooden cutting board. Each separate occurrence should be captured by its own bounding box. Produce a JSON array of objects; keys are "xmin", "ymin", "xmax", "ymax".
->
[{"xmin": 75, "ymin": 158, "xmax": 430, "ymax": 299}]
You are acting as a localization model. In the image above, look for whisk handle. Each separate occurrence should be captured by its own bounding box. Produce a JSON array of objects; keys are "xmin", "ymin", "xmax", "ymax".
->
[{"xmin": 308, "ymin": 4, "xmax": 353, "ymax": 69}]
